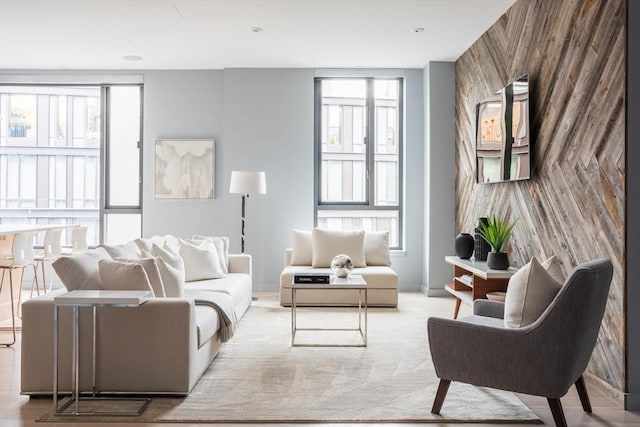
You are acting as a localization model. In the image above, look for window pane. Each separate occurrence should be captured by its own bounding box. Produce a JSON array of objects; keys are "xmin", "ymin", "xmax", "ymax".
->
[
  {"xmin": 317, "ymin": 210, "xmax": 399, "ymax": 247},
  {"xmin": 108, "ymin": 86, "xmax": 140, "ymax": 206},
  {"xmin": 320, "ymin": 80, "xmax": 366, "ymax": 203},
  {"xmin": 105, "ymin": 213, "xmax": 141, "ymax": 244},
  {"xmin": 374, "ymin": 80, "xmax": 399, "ymax": 206},
  {"xmin": 9, "ymin": 94, "xmax": 37, "ymax": 140}
]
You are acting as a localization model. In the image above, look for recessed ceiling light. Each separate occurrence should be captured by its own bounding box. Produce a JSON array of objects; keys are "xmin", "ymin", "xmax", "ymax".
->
[
  {"xmin": 123, "ymin": 55, "xmax": 143, "ymax": 61},
  {"xmin": 250, "ymin": 26, "xmax": 264, "ymax": 33},
  {"xmin": 412, "ymin": 27, "xmax": 425, "ymax": 33}
]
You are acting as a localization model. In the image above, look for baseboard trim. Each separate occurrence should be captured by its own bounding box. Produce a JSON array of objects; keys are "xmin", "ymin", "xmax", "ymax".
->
[
  {"xmin": 584, "ymin": 372, "xmax": 624, "ymax": 407},
  {"xmin": 423, "ymin": 287, "xmax": 449, "ymax": 297}
]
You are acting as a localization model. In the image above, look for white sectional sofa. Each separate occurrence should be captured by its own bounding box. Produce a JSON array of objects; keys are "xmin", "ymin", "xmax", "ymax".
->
[
  {"xmin": 20, "ymin": 235, "xmax": 251, "ymax": 396},
  {"xmin": 279, "ymin": 229, "xmax": 398, "ymax": 307}
]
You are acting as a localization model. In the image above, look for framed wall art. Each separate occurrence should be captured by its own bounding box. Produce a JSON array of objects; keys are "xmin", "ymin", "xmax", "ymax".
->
[{"xmin": 154, "ymin": 139, "xmax": 215, "ymax": 199}]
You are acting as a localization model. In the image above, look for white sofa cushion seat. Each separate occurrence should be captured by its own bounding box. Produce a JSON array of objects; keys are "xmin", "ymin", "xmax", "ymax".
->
[
  {"xmin": 185, "ymin": 273, "xmax": 253, "ymax": 319},
  {"xmin": 194, "ymin": 304, "xmax": 221, "ymax": 348}
]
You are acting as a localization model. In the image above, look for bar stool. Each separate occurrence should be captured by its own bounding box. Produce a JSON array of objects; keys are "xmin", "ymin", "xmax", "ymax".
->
[
  {"xmin": 0, "ymin": 233, "xmax": 39, "ymax": 347},
  {"xmin": 33, "ymin": 228, "xmax": 63, "ymax": 294},
  {"xmin": 70, "ymin": 225, "xmax": 89, "ymax": 253}
]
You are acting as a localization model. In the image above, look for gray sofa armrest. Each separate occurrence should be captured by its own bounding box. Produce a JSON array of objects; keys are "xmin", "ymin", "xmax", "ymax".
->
[
  {"xmin": 228, "ymin": 254, "xmax": 251, "ymax": 275},
  {"xmin": 473, "ymin": 300, "xmax": 505, "ymax": 318}
]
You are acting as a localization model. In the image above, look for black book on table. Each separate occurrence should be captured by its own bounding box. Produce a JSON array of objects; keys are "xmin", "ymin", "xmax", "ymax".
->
[{"xmin": 294, "ymin": 273, "xmax": 330, "ymax": 284}]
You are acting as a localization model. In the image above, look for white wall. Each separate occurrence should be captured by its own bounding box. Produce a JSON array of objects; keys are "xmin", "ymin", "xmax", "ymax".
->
[{"xmin": 423, "ymin": 62, "xmax": 455, "ymax": 295}]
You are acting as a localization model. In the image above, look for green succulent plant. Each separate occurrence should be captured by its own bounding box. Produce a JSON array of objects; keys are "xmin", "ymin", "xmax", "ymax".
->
[{"xmin": 478, "ymin": 216, "xmax": 518, "ymax": 253}]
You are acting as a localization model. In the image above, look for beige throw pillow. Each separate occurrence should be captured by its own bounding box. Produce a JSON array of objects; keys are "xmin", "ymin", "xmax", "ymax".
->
[
  {"xmin": 51, "ymin": 248, "xmax": 111, "ymax": 291},
  {"xmin": 311, "ymin": 229, "xmax": 366, "ymax": 268},
  {"xmin": 364, "ymin": 231, "xmax": 392, "ymax": 266},
  {"xmin": 504, "ymin": 257, "xmax": 563, "ymax": 328},
  {"xmin": 116, "ymin": 257, "xmax": 165, "ymax": 297},
  {"xmin": 541, "ymin": 255, "xmax": 565, "ymax": 283},
  {"xmin": 98, "ymin": 241, "xmax": 141, "ymax": 259},
  {"xmin": 290, "ymin": 229, "xmax": 313, "ymax": 266},
  {"xmin": 98, "ymin": 259, "xmax": 154, "ymax": 293}
]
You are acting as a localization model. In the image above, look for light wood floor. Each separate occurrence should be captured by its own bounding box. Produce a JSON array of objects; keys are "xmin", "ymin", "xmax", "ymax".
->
[{"xmin": 1, "ymin": 292, "xmax": 639, "ymax": 426}]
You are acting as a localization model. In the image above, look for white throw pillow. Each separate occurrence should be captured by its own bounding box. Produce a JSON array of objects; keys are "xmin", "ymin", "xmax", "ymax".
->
[
  {"xmin": 98, "ymin": 259, "xmax": 153, "ymax": 293},
  {"xmin": 156, "ymin": 257, "xmax": 185, "ymax": 297},
  {"xmin": 190, "ymin": 236, "xmax": 228, "ymax": 274},
  {"xmin": 311, "ymin": 229, "xmax": 366, "ymax": 268},
  {"xmin": 364, "ymin": 231, "xmax": 392, "ymax": 266},
  {"xmin": 52, "ymin": 248, "xmax": 111, "ymax": 291},
  {"xmin": 179, "ymin": 239, "xmax": 226, "ymax": 281},
  {"xmin": 504, "ymin": 257, "xmax": 563, "ymax": 328},
  {"xmin": 542, "ymin": 255, "xmax": 565, "ymax": 283},
  {"xmin": 290, "ymin": 229, "xmax": 313, "ymax": 266},
  {"xmin": 115, "ymin": 257, "xmax": 165, "ymax": 297},
  {"xmin": 133, "ymin": 236, "xmax": 166, "ymax": 253},
  {"xmin": 151, "ymin": 243, "xmax": 185, "ymax": 273}
]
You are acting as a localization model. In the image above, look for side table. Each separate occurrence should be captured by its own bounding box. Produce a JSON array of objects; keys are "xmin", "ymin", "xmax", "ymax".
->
[{"xmin": 53, "ymin": 290, "xmax": 153, "ymax": 416}]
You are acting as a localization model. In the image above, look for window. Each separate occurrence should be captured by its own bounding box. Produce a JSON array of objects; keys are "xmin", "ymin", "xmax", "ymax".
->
[
  {"xmin": 315, "ymin": 78, "xmax": 403, "ymax": 248},
  {"xmin": 0, "ymin": 84, "xmax": 142, "ymax": 246}
]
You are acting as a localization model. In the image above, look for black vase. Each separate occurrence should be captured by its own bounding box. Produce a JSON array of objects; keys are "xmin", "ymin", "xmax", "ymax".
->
[
  {"xmin": 455, "ymin": 233, "xmax": 474, "ymax": 259},
  {"xmin": 487, "ymin": 252, "xmax": 510, "ymax": 270},
  {"xmin": 474, "ymin": 217, "xmax": 491, "ymax": 261}
]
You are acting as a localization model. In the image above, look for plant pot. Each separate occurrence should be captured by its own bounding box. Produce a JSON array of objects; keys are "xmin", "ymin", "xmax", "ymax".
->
[
  {"xmin": 487, "ymin": 252, "xmax": 510, "ymax": 270},
  {"xmin": 455, "ymin": 233, "xmax": 474, "ymax": 259}
]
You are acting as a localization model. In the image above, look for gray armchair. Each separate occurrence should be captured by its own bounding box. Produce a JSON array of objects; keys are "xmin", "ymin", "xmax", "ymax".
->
[{"xmin": 427, "ymin": 258, "xmax": 613, "ymax": 427}]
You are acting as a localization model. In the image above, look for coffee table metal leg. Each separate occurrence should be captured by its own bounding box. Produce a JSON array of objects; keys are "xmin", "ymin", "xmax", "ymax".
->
[
  {"xmin": 291, "ymin": 288, "xmax": 296, "ymax": 345},
  {"xmin": 73, "ymin": 306, "xmax": 79, "ymax": 414},
  {"xmin": 53, "ymin": 305, "xmax": 59, "ymax": 414}
]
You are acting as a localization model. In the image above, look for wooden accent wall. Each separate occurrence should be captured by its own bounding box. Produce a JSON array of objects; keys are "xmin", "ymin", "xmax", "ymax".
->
[{"xmin": 455, "ymin": 0, "xmax": 626, "ymax": 394}]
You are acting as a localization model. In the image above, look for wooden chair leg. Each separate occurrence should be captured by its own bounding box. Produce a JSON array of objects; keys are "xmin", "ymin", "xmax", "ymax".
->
[
  {"xmin": 547, "ymin": 398, "xmax": 568, "ymax": 427},
  {"xmin": 453, "ymin": 298, "xmax": 461, "ymax": 319},
  {"xmin": 431, "ymin": 379, "xmax": 451, "ymax": 414},
  {"xmin": 575, "ymin": 375, "xmax": 592, "ymax": 413}
]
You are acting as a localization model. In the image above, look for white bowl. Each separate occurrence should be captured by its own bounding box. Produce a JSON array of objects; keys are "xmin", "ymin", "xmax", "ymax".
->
[{"xmin": 486, "ymin": 291, "xmax": 506, "ymax": 302}]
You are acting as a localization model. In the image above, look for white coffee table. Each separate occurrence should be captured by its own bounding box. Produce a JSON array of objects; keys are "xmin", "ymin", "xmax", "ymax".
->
[
  {"xmin": 291, "ymin": 274, "xmax": 367, "ymax": 347},
  {"xmin": 53, "ymin": 290, "xmax": 153, "ymax": 416}
]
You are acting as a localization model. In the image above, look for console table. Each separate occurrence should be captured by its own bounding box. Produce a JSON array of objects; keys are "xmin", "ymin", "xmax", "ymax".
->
[
  {"xmin": 53, "ymin": 290, "xmax": 153, "ymax": 416},
  {"xmin": 444, "ymin": 256, "xmax": 518, "ymax": 319}
]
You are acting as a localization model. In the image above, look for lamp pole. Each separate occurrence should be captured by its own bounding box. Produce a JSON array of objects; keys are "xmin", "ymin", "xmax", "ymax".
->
[{"xmin": 240, "ymin": 194, "xmax": 247, "ymax": 253}]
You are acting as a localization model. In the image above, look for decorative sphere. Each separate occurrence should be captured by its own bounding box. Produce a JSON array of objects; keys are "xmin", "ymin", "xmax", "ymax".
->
[{"xmin": 331, "ymin": 254, "xmax": 354, "ymax": 278}]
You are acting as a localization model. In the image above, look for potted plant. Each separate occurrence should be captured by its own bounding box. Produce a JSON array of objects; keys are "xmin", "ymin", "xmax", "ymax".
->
[{"xmin": 477, "ymin": 215, "xmax": 518, "ymax": 270}]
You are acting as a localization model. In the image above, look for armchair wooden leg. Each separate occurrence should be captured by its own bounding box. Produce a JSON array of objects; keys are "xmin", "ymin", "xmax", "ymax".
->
[
  {"xmin": 431, "ymin": 379, "xmax": 451, "ymax": 414},
  {"xmin": 575, "ymin": 375, "xmax": 592, "ymax": 413},
  {"xmin": 547, "ymin": 398, "xmax": 568, "ymax": 427}
]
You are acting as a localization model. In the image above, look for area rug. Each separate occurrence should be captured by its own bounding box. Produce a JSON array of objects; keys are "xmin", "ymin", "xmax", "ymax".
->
[{"xmin": 38, "ymin": 293, "xmax": 541, "ymax": 423}]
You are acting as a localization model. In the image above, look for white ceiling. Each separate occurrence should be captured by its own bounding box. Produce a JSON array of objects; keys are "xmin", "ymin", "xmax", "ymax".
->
[{"xmin": 0, "ymin": 0, "xmax": 515, "ymax": 70}]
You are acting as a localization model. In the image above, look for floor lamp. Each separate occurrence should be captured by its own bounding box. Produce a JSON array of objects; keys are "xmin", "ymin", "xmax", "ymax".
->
[{"xmin": 229, "ymin": 171, "xmax": 267, "ymax": 253}]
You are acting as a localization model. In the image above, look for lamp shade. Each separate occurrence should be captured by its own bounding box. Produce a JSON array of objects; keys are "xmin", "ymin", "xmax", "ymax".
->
[{"xmin": 229, "ymin": 171, "xmax": 266, "ymax": 195}]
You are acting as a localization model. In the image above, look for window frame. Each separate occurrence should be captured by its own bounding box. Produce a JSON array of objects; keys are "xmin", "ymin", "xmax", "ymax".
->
[
  {"xmin": 314, "ymin": 77, "xmax": 404, "ymax": 249},
  {"xmin": 0, "ymin": 82, "xmax": 143, "ymax": 246}
]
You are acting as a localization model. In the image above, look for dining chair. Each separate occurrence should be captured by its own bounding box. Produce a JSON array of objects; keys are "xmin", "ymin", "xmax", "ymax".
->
[
  {"xmin": 0, "ymin": 233, "xmax": 39, "ymax": 346},
  {"xmin": 33, "ymin": 228, "xmax": 63, "ymax": 294},
  {"xmin": 62, "ymin": 225, "xmax": 89, "ymax": 255}
]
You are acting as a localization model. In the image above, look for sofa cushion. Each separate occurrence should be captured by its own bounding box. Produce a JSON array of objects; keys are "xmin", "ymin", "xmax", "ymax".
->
[
  {"xmin": 133, "ymin": 236, "xmax": 166, "ymax": 253},
  {"xmin": 52, "ymin": 248, "xmax": 111, "ymax": 291},
  {"xmin": 290, "ymin": 229, "xmax": 313, "ymax": 266},
  {"xmin": 98, "ymin": 259, "xmax": 154, "ymax": 293},
  {"xmin": 504, "ymin": 256, "xmax": 563, "ymax": 328},
  {"xmin": 312, "ymin": 229, "xmax": 366, "ymax": 268},
  {"xmin": 280, "ymin": 266, "xmax": 397, "ymax": 290},
  {"xmin": 364, "ymin": 231, "xmax": 392, "ymax": 266},
  {"xmin": 115, "ymin": 257, "xmax": 165, "ymax": 297},
  {"xmin": 179, "ymin": 239, "xmax": 226, "ymax": 281}
]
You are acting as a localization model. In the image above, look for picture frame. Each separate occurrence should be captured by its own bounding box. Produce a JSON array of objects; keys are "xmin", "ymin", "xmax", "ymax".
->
[{"xmin": 154, "ymin": 139, "xmax": 215, "ymax": 199}]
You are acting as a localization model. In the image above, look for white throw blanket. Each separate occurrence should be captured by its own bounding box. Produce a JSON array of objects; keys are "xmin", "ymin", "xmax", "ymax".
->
[{"xmin": 187, "ymin": 290, "xmax": 238, "ymax": 342}]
